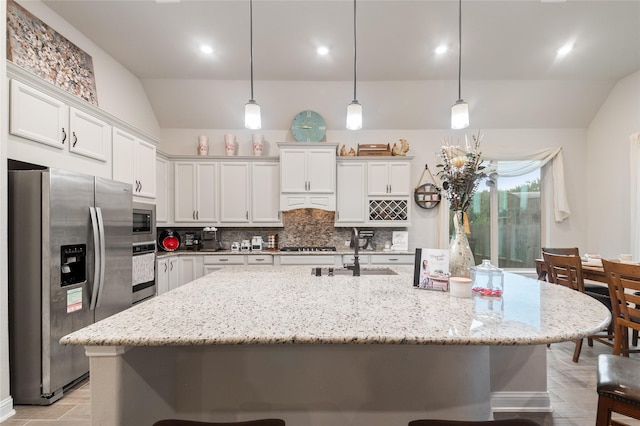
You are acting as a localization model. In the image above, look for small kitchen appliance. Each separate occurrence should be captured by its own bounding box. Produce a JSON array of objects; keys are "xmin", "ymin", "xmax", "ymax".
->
[
  {"xmin": 359, "ymin": 230, "xmax": 376, "ymax": 250},
  {"xmin": 240, "ymin": 240, "xmax": 251, "ymax": 251},
  {"xmin": 201, "ymin": 228, "xmax": 221, "ymax": 251},
  {"xmin": 158, "ymin": 229, "xmax": 181, "ymax": 251},
  {"xmin": 231, "ymin": 242, "xmax": 240, "ymax": 251},
  {"xmin": 251, "ymin": 236, "xmax": 263, "ymax": 251}
]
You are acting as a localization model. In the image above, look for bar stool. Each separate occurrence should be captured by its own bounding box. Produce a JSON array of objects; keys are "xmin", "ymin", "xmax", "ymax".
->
[
  {"xmin": 409, "ymin": 420, "xmax": 539, "ymax": 426},
  {"xmin": 153, "ymin": 419, "xmax": 285, "ymax": 426},
  {"xmin": 596, "ymin": 354, "xmax": 640, "ymax": 425}
]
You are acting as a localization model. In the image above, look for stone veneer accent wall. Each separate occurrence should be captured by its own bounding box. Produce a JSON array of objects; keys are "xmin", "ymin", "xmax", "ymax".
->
[{"xmin": 160, "ymin": 209, "xmax": 405, "ymax": 251}]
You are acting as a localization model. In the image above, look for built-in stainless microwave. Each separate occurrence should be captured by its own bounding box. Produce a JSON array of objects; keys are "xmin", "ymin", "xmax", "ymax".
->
[{"xmin": 132, "ymin": 202, "xmax": 156, "ymax": 244}]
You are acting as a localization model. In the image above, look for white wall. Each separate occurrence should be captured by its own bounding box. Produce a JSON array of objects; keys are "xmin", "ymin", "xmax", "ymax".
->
[
  {"xmin": 587, "ymin": 70, "xmax": 640, "ymax": 258},
  {"xmin": 159, "ymin": 127, "xmax": 588, "ymax": 251},
  {"xmin": 0, "ymin": 0, "xmax": 13, "ymax": 422},
  {"xmin": 13, "ymin": 0, "xmax": 161, "ymax": 140}
]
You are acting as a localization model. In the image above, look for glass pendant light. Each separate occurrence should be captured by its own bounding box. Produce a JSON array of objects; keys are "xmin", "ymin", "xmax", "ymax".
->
[
  {"xmin": 451, "ymin": 0, "xmax": 469, "ymax": 130},
  {"xmin": 346, "ymin": 0, "xmax": 362, "ymax": 130},
  {"xmin": 245, "ymin": 0, "xmax": 261, "ymax": 130}
]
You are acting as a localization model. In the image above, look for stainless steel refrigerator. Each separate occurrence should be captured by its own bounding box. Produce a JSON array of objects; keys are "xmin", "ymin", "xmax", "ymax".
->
[{"xmin": 8, "ymin": 168, "xmax": 133, "ymax": 405}]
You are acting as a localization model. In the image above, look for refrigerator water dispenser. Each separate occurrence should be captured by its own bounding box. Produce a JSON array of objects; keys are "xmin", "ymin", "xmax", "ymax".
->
[{"xmin": 60, "ymin": 244, "xmax": 86, "ymax": 286}]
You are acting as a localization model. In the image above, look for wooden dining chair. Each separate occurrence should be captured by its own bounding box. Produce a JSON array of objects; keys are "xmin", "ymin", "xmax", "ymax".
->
[
  {"xmin": 543, "ymin": 252, "xmax": 614, "ymax": 362},
  {"xmin": 538, "ymin": 247, "xmax": 579, "ymax": 282},
  {"xmin": 596, "ymin": 354, "xmax": 640, "ymax": 426},
  {"xmin": 153, "ymin": 419, "xmax": 285, "ymax": 426},
  {"xmin": 602, "ymin": 259, "xmax": 640, "ymax": 356}
]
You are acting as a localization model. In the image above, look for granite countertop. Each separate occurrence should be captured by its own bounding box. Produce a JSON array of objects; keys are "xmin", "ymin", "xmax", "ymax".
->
[
  {"xmin": 157, "ymin": 249, "xmax": 414, "ymax": 257},
  {"xmin": 60, "ymin": 266, "xmax": 610, "ymax": 347}
]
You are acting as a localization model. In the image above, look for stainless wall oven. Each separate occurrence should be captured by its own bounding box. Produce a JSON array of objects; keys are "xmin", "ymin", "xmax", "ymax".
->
[{"xmin": 132, "ymin": 202, "xmax": 156, "ymax": 304}]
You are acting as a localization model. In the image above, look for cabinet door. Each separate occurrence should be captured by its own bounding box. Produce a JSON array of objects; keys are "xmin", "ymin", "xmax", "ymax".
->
[
  {"xmin": 252, "ymin": 162, "xmax": 281, "ymax": 223},
  {"xmin": 220, "ymin": 162, "xmax": 250, "ymax": 223},
  {"xmin": 179, "ymin": 256, "xmax": 198, "ymax": 287},
  {"xmin": 112, "ymin": 128, "xmax": 135, "ymax": 185},
  {"xmin": 155, "ymin": 157, "xmax": 169, "ymax": 223},
  {"xmin": 280, "ymin": 149, "xmax": 307, "ymax": 192},
  {"xmin": 134, "ymin": 139, "xmax": 156, "ymax": 199},
  {"xmin": 69, "ymin": 107, "xmax": 110, "ymax": 162},
  {"xmin": 174, "ymin": 162, "xmax": 197, "ymax": 222},
  {"xmin": 195, "ymin": 163, "xmax": 218, "ymax": 222},
  {"xmin": 307, "ymin": 149, "xmax": 335, "ymax": 193},
  {"xmin": 168, "ymin": 258, "xmax": 180, "ymax": 291},
  {"xmin": 368, "ymin": 162, "xmax": 390, "ymax": 195},
  {"xmin": 336, "ymin": 162, "xmax": 366, "ymax": 223},
  {"xmin": 388, "ymin": 162, "xmax": 411, "ymax": 196},
  {"xmin": 10, "ymin": 79, "xmax": 67, "ymax": 149},
  {"xmin": 156, "ymin": 258, "xmax": 169, "ymax": 295}
]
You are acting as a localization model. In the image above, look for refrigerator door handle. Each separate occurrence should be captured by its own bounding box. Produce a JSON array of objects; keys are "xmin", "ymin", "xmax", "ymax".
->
[
  {"xmin": 95, "ymin": 207, "xmax": 107, "ymax": 308},
  {"xmin": 89, "ymin": 207, "xmax": 101, "ymax": 311}
]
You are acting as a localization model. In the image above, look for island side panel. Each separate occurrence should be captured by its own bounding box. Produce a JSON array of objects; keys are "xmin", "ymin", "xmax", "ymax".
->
[
  {"xmin": 90, "ymin": 344, "xmax": 493, "ymax": 425},
  {"xmin": 490, "ymin": 345, "xmax": 551, "ymax": 412}
]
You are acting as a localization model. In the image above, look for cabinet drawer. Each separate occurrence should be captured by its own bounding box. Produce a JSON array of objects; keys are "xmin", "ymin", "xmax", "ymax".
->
[
  {"xmin": 341, "ymin": 254, "xmax": 370, "ymax": 265},
  {"xmin": 370, "ymin": 254, "xmax": 414, "ymax": 265},
  {"xmin": 203, "ymin": 255, "xmax": 245, "ymax": 265},
  {"xmin": 279, "ymin": 255, "xmax": 337, "ymax": 266},
  {"xmin": 247, "ymin": 255, "xmax": 273, "ymax": 265}
]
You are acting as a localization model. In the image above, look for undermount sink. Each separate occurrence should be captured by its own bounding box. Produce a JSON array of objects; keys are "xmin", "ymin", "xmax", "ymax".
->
[{"xmin": 311, "ymin": 267, "xmax": 398, "ymax": 276}]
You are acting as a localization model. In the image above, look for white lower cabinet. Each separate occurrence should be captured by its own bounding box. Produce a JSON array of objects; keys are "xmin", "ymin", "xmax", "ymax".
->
[
  {"xmin": 278, "ymin": 255, "xmax": 339, "ymax": 266},
  {"xmin": 156, "ymin": 257, "xmax": 179, "ymax": 295},
  {"xmin": 179, "ymin": 256, "xmax": 204, "ymax": 286}
]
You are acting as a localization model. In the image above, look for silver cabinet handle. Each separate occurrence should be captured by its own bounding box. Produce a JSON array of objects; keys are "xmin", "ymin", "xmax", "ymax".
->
[
  {"xmin": 255, "ymin": 258, "xmax": 265, "ymax": 262},
  {"xmin": 61, "ymin": 128, "xmax": 67, "ymax": 144},
  {"xmin": 193, "ymin": 211, "xmax": 196, "ymax": 220},
  {"xmin": 388, "ymin": 258, "xmax": 399, "ymax": 261},
  {"xmin": 163, "ymin": 263, "xmax": 167, "ymax": 272},
  {"xmin": 246, "ymin": 211, "xmax": 249, "ymax": 220},
  {"xmin": 219, "ymin": 258, "xmax": 229, "ymax": 262},
  {"xmin": 196, "ymin": 211, "xmax": 199, "ymax": 220},
  {"xmin": 72, "ymin": 131, "xmax": 78, "ymax": 147},
  {"xmin": 169, "ymin": 261, "xmax": 174, "ymax": 271}
]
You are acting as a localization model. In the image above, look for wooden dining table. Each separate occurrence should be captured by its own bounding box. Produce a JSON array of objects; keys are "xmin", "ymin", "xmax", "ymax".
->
[{"xmin": 535, "ymin": 258, "xmax": 607, "ymax": 284}]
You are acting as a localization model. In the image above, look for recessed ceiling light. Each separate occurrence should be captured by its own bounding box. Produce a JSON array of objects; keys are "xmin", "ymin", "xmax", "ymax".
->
[
  {"xmin": 557, "ymin": 42, "xmax": 574, "ymax": 58},
  {"xmin": 200, "ymin": 45, "xmax": 214, "ymax": 55},
  {"xmin": 435, "ymin": 45, "xmax": 448, "ymax": 55},
  {"xmin": 317, "ymin": 46, "xmax": 329, "ymax": 56}
]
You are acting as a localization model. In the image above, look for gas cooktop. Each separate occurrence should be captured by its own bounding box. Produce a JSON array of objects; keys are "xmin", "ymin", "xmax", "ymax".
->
[{"xmin": 279, "ymin": 246, "xmax": 337, "ymax": 252}]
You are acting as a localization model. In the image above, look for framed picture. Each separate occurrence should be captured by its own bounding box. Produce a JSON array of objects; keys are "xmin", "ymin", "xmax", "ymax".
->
[
  {"xmin": 7, "ymin": 0, "xmax": 98, "ymax": 106},
  {"xmin": 413, "ymin": 248, "xmax": 450, "ymax": 291}
]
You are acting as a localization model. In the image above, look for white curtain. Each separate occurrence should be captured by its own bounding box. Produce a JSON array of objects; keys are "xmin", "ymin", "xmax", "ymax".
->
[
  {"xmin": 631, "ymin": 133, "xmax": 640, "ymax": 260},
  {"xmin": 482, "ymin": 146, "xmax": 570, "ymax": 222}
]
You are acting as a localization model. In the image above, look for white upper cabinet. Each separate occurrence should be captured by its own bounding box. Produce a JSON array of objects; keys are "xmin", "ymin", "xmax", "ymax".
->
[
  {"xmin": 10, "ymin": 79, "xmax": 67, "ymax": 149},
  {"xmin": 368, "ymin": 161, "xmax": 411, "ymax": 196},
  {"xmin": 251, "ymin": 161, "xmax": 281, "ymax": 224},
  {"xmin": 155, "ymin": 156, "xmax": 169, "ymax": 223},
  {"xmin": 113, "ymin": 127, "xmax": 156, "ymax": 199},
  {"xmin": 219, "ymin": 160, "xmax": 282, "ymax": 226},
  {"xmin": 219, "ymin": 162, "xmax": 250, "ymax": 223},
  {"xmin": 336, "ymin": 161, "xmax": 367, "ymax": 224},
  {"xmin": 278, "ymin": 142, "xmax": 338, "ymax": 211},
  {"xmin": 68, "ymin": 108, "xmax": 110, "ymax": 162},
  {"xmin": 174, "ymin": 161, "xmax": 217, "ymax": 223}
]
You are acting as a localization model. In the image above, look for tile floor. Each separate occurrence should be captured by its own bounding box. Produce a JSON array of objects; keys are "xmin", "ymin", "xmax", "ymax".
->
[{"xmin": 1, "ymin": 341, "xmax": 638, "ymax": 425}]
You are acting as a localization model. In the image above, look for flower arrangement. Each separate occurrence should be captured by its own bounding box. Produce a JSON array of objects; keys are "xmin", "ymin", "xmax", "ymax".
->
[{"xmin": 435, "ymin": 131, "xmax": 487, "ymax": 212}]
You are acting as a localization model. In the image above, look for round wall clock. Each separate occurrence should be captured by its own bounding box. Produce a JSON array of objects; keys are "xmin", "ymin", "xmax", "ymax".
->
[{"xmin": 291, "ymin": 110, "xmax": 326, "ymax": 142}]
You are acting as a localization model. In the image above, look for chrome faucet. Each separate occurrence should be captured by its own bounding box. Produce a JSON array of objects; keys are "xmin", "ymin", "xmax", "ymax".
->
[{"xmin": 346, "ymin": 227, "xmax": 360, "ymax": 276}]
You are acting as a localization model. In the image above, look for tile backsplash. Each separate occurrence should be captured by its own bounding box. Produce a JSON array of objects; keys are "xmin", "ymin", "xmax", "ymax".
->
[{"xmin": 159, "ymin": 208, "xmax": 405, "ymax": 251}]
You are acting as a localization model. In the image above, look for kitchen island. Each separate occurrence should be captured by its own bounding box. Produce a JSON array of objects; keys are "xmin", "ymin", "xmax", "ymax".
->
[{"xmin": 61, "ymin": 266, "xmax": 610, "ymax": 425}]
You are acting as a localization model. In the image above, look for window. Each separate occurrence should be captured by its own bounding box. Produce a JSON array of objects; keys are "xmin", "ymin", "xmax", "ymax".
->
[{"xmin": 463, "ymin": 166, "xmax": 541, "ymax": 269}]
